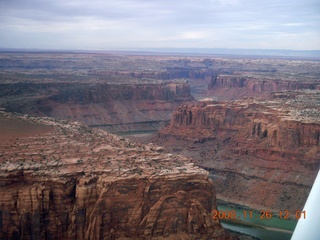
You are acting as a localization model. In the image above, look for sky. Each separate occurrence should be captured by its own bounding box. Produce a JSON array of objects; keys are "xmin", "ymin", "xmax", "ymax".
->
[{"xmin": 0, "ymin": 0, "xmax": 319, "ymax": 51}]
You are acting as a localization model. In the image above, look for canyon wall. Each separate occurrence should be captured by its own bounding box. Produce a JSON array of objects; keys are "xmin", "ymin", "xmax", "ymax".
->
[
  {"xmin": 0, "ymin": 82, "xmax": 194, "ymax": 133},
  {"xmin": 168, "ymin": 101, "xmax": 319, "ymax": 149},
  {"xmin": 99, "ymin": 68, "xmax": 215, "ymax": 81},
  {"xmin": 208, "ymin": 75, "xmax": 318, "ymax": 99},
  {"xmin": 0, "ymin": 111, "xmax": 232, "ymax": 240},
  {"xmin": 155, "ymin": 92, "xmax": 320, "ymax": 212},
  {"xmin": 1, "ymin": 172, "xmax": 225, "ymax": 240}
]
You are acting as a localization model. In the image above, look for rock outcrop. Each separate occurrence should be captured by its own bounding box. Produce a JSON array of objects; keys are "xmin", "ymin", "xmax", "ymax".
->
[
  {"xmin": 207, "ymin": 75, "xmax": 319, "ymax": 100},
  {"xmin": 209, "ymin": 75, "xmax": 319, "ymax": 92},
  {"xmin": 155, "ymin": 91, "xmax": 320, "ymax": 212},
  {"xmin": 100, "ymin": 68, "xmax": 215, "ymax": 81},
  {"xmin": 0, "ymin": 82, "xmax": 194, "ymax": 133},
  {"xmin": 0, "ymin": 111, "xmax": 232, "ymax": 240}
]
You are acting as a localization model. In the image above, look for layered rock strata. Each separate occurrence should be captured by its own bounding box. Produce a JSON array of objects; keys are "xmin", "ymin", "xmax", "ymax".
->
[
  {"xmin": 0, "ymin": 111, "xmax": 232, "ymax": 240},
  {"xmin": 209, "ymin": 75, "xmax": 319, "ymax": 92},
  {"xmin": 207, "ymin": 75, "xmax": 319, "ymax": 100},
  {"xmin": 155, "ymin": 91, "xmax": 320, "ymax": 212},
  {"xmin": 0, "ymin": 82, "xmax": 194, "ymax": 133}
]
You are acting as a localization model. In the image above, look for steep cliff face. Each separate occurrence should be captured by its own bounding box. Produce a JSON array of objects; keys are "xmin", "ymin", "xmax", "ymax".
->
[
  {"xmin": 209, "ymin": 75, "xmax": 318, "ymax": 93},
  {"xmin": 155, "ymin": 91, "xmax": 320, "ymax": 211},
  {"xmin": 102, "ymin": 68, "xmax": 215, "ymax": 81},
  {"xmin": 0, "ymin": 111, "xmax": 232, "ymax": 240},
  {"xmin": 168, "ymin": 102, "xmax": 320, "ymax": 149},
  {"xmin": 1, "ymin": 173, "xmax": 224, "ymax": 240},
  {"xmin": 0, "ymin": 82, "xmax": 194, "ymax": 133}
]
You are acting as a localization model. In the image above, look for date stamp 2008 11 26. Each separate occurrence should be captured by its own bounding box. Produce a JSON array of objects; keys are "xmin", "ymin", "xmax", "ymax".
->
[{"xmin": 212, "ymin": 209, "xmax": 306, "ymax": 220}]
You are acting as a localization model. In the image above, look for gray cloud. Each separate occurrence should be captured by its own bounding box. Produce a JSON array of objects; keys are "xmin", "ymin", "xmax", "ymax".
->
[{"xmin": 0, "ymin": 0, "xmax": 319, "ymax": 50}]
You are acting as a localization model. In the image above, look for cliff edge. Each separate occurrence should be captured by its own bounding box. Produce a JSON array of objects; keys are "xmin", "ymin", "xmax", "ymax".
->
[
  {"xmin": 155, "ymin": 91, "xmax": 320, "ymax": 212},
  {"xmin": 0, "ymin": 111, "xmax": 232, "ymax": 240}
]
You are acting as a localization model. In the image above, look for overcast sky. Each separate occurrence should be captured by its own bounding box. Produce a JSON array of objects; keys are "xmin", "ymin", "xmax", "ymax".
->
[{"xmin": 0, "ymin": 0, "xmax": 319, "ymax": 50}]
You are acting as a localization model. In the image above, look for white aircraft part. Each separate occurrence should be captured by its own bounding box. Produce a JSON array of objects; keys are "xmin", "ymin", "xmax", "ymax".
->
[{"xmin": 291, "ymin": 169, "xmax": 320, "ymax": 240}]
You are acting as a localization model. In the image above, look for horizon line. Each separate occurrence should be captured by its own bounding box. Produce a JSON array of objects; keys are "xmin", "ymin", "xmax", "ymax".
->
[{"xmin": 1, "ymin": 47, "xmax": 320, "ymax": 59}]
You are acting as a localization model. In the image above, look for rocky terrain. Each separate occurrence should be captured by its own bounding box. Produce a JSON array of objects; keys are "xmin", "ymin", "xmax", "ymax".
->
[
  {"xmin": 0, "ymin": 110, "xmax": 234, "ymax": 240},
  {"xmin": 0, "ymin": 52, "xmax": 201, "ymax": 134},
  {"xmin": 207, "ymin": 74, "xmax": 320, "ymax": 101},
  {"xmin": 1, "ymin": 52, "xmax": 320, "ymax": 118},
  {"xmin": 154, "ymin": 90, "xmax": 320, "ymax": 213},
  {"xmin": 1, "ymin": 51, "xmax": 319, "ymax": 239},
  {"xmin": 0, "ymin": 81, "xmax": 193, "ymax": 133}
]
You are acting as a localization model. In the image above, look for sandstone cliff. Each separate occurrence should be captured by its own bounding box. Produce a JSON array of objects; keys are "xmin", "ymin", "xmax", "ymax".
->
[
  {"xmin": 100, "ymin": 68, "xmax": 215, "ymax": 81},
  {"xmin": 0, "ymin": 111, "xmax": 232, "ymax": 240},
  {"xmin": 209, "ymin": 75, "xmax": 319, "ymax": 92},
  {"xmin": 155, "ymin": 91, "xmax": 320, "ymax": 212},
  {"xmin": 0, "ymin": 82, "xmax": 194, "ymax": 133},
  {"xmin": 207, "ymin": 75, "xmax": 319, "ymax": 100}
]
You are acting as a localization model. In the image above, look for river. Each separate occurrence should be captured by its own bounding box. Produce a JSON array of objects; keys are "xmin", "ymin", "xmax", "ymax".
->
[
  {"xmin": 115, "ymin": 130, "xmax": 298, "ymax": 239},
  {"xmin": 218, "ymin": 203, "xmax": 297, "ymax": 240}
]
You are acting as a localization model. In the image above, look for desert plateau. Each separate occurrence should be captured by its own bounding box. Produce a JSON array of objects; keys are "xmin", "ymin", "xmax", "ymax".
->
[{"xmin": 0, "ymin": 50, "xmax": 319, "ymax": 240}]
